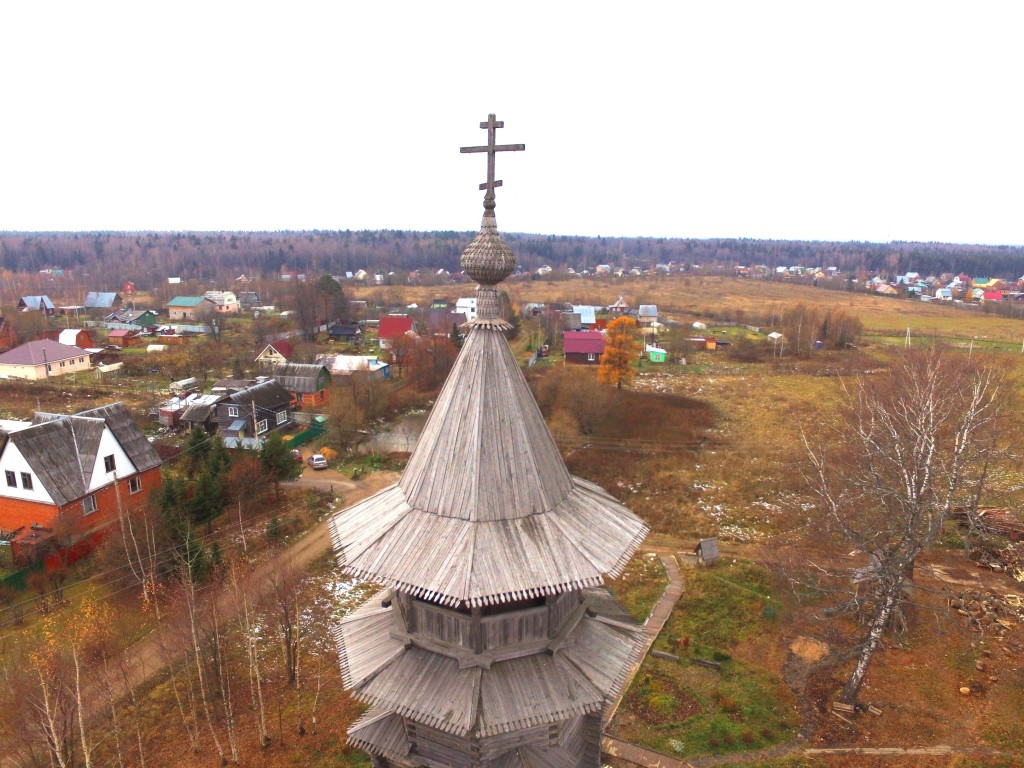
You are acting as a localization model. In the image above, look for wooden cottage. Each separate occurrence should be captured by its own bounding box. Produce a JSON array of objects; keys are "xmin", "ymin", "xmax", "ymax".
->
[
  {"xmin": 329, "ymin": 142, "xmax": 648, "ymax": 768},
  {"xmin": 270, "ymin": 363, "xmax": 332, "ymax": 408},
  {"xmin": 215, "ymin": 379, "xmax": 293, "ymax": 444},
  {"xmin": 563, "ymin": 330, "xmax": 606, "ymax": 364}
]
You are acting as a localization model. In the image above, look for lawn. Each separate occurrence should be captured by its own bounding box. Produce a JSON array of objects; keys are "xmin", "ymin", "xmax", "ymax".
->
[{"xmin": 610, "ymin": 561, "xmax": 798, "ymax": 759}]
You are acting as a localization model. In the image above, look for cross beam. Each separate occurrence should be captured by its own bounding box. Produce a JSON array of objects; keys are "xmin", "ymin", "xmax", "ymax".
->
[{"xmin": 460, "ymin": 114, "xmax": 525, "ymax": 199}]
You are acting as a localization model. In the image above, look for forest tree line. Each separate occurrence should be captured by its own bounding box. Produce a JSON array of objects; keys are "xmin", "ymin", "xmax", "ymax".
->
[{"xmin": 2, "ymin": 231, "xmax": 1024, "ymax": 296}]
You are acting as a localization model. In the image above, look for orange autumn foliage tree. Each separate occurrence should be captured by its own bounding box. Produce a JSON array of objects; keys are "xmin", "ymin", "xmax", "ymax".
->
[{"xmin": 598, "ymin": 316, "xmax": 639, "ymax": 389}]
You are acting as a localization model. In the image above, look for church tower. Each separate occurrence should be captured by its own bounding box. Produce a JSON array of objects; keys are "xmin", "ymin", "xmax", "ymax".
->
[{"xmin": 329, "ymin": 115, "xmax": 649, "ymax": 768}]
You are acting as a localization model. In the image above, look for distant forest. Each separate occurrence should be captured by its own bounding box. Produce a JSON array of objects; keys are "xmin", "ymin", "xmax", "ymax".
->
[{"xmin": 2, "ymin": 231, "xmax": 1023, "ymax": 292}]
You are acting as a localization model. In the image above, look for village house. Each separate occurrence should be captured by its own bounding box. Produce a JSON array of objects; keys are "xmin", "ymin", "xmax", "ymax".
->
[
  {"xmin": 42, "ymin": 329, "xmax": 95, "ymax": 349},
  {"xmin": 455, "ymin": 297, "xmax": 478, "ymax": 322},
  {"xmin": 237, "ymin": 290, "xmax": 261, "ymax": 309},
  {"xmin": 328, "ymin": 323, "xmax": 362, "ymax": 343},
  {"xmin": 638, "ymin": 304, "xmax": 658, "ymax": 325},
  {"xmin": 377, "ymin": 315, "xmax": 415, "ymax": 350},
  {"xmin": 563, "ymin": 330, "xmax": 606, "ymax": 364},
  {"xmin": 17, "ymin": 295, "xmax": 55, "ymax": 315},
  {"xmin": 204, "ymin": 290, "xmax": 240, "ymax": 313},
  {"xmin": 166, "ymin": 296, "xmax": 216, "ymax": 321},
  {"xmin": 254, "ymin": 339, "xmax": 295, "ymax": 365},
  {"xmin": 607, "ymin": 295, "xmax": 630, "ymax": 314},
  {"xmin": 0, "ymin": 340, "xmax": 92, "ymax": 380},
  {"xmin": 105, "ymin": 308, "xmax": 159, "ymax": 326},
  {"xmin": 570, "ymin": 305, "xmax": 598, "ymax": 328},
  {"xmin": 215, "ymin": 379, "xmax": 293, "ymax": 446},
  {"xmin": 84, "ymin": 291, "xmax": 121, "ymax": 314},
  {"xmin": 107, "ymin": 329, "xmax": 143, "ymax": 348},
  {"xmin": 0, "ymin": 403, "xmax": 162, "ymax": 563},
  {"xmin": 270, "ymin": 363, "xmax": 332, "ymax": 408},
  {"xmin": 177, "ymin": 394, "xmax": 224, "ymax": 433}
]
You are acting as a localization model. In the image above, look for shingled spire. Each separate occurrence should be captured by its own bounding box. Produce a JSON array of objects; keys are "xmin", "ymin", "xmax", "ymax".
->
[{"xmin": 330, "ymin": 115, "xmax": 649, "ymax": 768}]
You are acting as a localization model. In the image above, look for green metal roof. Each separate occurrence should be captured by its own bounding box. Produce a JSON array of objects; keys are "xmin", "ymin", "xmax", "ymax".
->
[{"xmin": 167, "ymin": 296, "xmax": 209, "ymax": 307}]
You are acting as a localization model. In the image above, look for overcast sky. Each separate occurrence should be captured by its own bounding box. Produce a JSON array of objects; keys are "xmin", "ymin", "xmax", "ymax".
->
[{"xmin": 1, "ymin": 2, "xmax": 1021, "ymax": 245}]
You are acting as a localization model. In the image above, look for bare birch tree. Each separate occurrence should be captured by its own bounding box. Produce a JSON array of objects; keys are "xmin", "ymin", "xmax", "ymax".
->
[{"xmin": 802, "ymin": 346, "xmax": 1005, "ymax": 705}]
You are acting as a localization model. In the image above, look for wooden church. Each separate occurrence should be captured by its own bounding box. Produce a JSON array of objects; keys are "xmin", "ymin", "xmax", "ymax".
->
[{"xmin": 329, "ymin": 115, "xmax": 649, "ymax": 768}]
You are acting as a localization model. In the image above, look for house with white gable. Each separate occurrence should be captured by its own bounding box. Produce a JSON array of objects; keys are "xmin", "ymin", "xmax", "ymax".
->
[{"xmin": 0, "ymin": 403, "xmax": 163, "ymax": 562}]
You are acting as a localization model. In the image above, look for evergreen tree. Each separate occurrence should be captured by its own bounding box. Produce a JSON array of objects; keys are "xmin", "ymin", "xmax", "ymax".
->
[
  {"xmin": 189, "ymin": 466, "xmax": 226, "ymax": 529},
  {"xmin": 260, "ymin": 431, "xmax": 301, "ymax": 496}
]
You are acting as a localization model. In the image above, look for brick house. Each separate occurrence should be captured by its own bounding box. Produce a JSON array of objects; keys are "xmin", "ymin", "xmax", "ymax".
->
[{"xmin": 0, "ymin": 403, "xmax": 162, "ymax": 561}]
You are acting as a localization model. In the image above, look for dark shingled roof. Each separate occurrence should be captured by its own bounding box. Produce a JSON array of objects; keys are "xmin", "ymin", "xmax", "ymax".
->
[
  {"xmin": 13, "ymin": 416, "xmax": 105, "ymax": 505},
  {"xmin": 74, "ymin": 402, "xmax": 162, "ymax": 472},
  {"xmin": 229, "ymin": 380, "xmax": 292, "ymax": 410}
]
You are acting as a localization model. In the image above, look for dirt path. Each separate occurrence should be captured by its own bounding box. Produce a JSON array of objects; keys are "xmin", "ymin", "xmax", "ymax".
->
[{"xmin": 121, "ymin": 470, "xmax": 400, "ymax": 699}]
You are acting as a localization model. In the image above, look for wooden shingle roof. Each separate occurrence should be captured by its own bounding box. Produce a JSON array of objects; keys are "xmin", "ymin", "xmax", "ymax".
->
[
  {"xmin": 329, "ymin": 320, "xmax": 647, "ymax": 607},
  {"xmin": 335, "ymin": 588, "xmax": 643, "ymax": 738}
]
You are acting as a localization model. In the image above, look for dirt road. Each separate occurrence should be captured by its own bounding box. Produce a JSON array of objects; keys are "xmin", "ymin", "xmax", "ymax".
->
[{"xmin": 119, "ymin": 470, "xmax": 400, "ymax": 705}]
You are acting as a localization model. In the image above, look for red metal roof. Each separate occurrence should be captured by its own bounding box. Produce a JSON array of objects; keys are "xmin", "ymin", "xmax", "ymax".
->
[
  {"xmin": 270, "ymin": 339, "xmax": 295, "ymax": 359},
  {"xmin": 562, "ymin": 331, "xmax": 606, "ymax": 355},
  {"xmin": 378, "ymin": 316, "xmax": 414, "ymax": 340}
]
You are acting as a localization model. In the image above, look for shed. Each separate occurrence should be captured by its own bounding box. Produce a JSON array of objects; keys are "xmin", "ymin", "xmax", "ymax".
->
[
  {"xmin": 170, "ymin": 377, "xmax": 199, "ymax": 393},
  {"xmin": 695, "ymin": 537, "xmax": 719, "ymax": 566},
  {"xmin": 646, "ymin": 344, "xmax": 667, "ymax": 363}
]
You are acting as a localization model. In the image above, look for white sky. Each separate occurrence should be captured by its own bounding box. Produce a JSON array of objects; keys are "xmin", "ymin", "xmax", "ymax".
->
[{"xmin": 1, "ymin": 1, "xmax": 1022, "ymax": 245}]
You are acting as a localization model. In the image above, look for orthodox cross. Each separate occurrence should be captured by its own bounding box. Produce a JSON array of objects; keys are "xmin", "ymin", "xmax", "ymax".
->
[{"xmin": 460, "ymin": 114, "xmax": 525, "ymax": 202}]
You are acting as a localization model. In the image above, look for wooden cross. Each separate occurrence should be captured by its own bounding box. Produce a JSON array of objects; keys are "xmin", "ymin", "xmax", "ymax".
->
[{"xmin": 460, "ymin": 114, "xmax": 525, "ymax": 198}]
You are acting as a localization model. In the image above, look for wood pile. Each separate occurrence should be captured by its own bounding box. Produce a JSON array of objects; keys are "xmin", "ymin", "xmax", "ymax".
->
[
  {"xmin": 967, "ymin": 541, "xmax": 1024, "ymax": 582},
  {"xmin": 953, "ymin": 506, "xmax": 1024, "ymax": 541},
  {"xmin": 949, "ymin": 590, "xmax": 1024, "ymax": 635}
]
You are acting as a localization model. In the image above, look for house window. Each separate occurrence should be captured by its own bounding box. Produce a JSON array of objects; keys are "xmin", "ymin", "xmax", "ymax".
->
[
  {"xmin": 104, "ymin": 454, "xmax": 116, "ymax": 473},
  {"xmin": 276, "ymin": 410, "xmax": 288, "ymax": 425},
  {"xmin": 228, "ymin": 405, "xmax": 239, "ymax": 418},
  {"xmin": 256, "ymin": 419, "xmax": 268, "ymax": 434},
  {"xmin": 20, "ymin": 473, "xmax": 32, "ymax": 491},
  {"xmin": 128, "ymin": 476, "xmax": 142, "ymax": 494},
  {"xmin": 82, "ymin": 494, "xmax": 97, "ymax": 515},
  {"xmin": 587, "ymin": 353, "xmax": 596, "ymax": 361},
  {"xmin": 5, "ymin": 470, "xmax": 15, "ymax": 488},
  {"xmin": 46, "ymin": 364, "xmax": 52, "ymax": 372},
  {"xmin": 60, "ymin": 361, "xmax": 65, "ymax": 368},
  {"xmin": 79, "ymin": 357, "xmax": 84, "ymax": 363}
]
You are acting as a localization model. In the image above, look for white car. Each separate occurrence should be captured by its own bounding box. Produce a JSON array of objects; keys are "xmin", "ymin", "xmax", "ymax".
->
[{"xmin": 307, "ymin": 454, "xmax": 328, "ymax": 470}]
